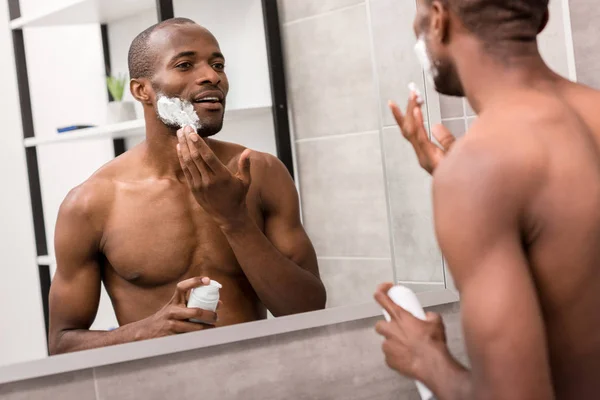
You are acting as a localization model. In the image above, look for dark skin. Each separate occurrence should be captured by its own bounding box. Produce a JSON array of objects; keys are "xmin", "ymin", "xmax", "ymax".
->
[
  {"xmin": 376, "ymin": 1, "xmax": 600, "ymax": 399},
  {"xmin": 48, "ymin": 23, "xmax": 325, "ymax": 355}
]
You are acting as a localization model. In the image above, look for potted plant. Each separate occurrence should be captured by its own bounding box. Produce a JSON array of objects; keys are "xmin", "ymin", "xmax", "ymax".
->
[{"xmin": 106, "ymin": 73, "xmax": 136, "ymax": 124}]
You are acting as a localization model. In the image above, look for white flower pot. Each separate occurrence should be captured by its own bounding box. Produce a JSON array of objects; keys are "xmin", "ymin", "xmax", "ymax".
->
[{"xmin": 107, "ymin": 101, "xmax": 137, "ymax": 124}]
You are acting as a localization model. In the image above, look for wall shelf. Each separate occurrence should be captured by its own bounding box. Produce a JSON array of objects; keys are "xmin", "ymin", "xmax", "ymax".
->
[
  {"xmin": 23, "ymin": 106, "xmax": 272, "ymax": 148},
  {"xmin": 10, "ymin": 0, "xmax": 155, "ymax": 29}
]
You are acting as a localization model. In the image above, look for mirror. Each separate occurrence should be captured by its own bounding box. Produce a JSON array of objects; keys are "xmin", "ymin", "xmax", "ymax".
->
[{"xmin": 6, "ymin": 0, "xmax": 574, "ymax": 371}]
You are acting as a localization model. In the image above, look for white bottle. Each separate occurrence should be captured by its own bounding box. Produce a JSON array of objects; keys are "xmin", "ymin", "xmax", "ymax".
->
[
  {"xmin": 187, "ymin": 280, "xmax": 222, "ymax": 323},
  {"xmin": 382, "ymin": 285, "xmax": 434, "ymax": 400}
]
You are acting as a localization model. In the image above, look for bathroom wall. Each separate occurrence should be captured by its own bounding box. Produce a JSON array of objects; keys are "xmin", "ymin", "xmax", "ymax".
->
[
  {"xmin": 0, "ymin": 0, "xmax": 47, "ymax": 367},
  {"xmin": 279, "ymin": 0, "xmax": 430, "ymax": 308},
  {"xmin": 570, "ymin": 0, "xmax": 600, "ymax": 88}
]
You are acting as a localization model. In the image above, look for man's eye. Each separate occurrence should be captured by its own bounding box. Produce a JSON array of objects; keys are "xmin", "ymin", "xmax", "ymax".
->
[
  {"xmin": 176, "ymin": 62, "xmax": 193, "ymax": 69},
  {"xmin": 213, "ymin": 63, "xmax": 225, "ymax": 71}
]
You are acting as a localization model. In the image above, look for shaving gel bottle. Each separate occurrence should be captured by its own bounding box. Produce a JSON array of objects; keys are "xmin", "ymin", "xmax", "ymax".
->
[
  {"xmin": 187, "ymin": 280, "xmax": 222, "ymax": 323},
  {"xmin": 382, "ymin": 285, "xmax": 435, "ymax": 400}
]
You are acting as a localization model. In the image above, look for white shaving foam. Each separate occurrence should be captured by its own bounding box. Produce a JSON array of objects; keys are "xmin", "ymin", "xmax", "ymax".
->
[
  {"xmin": 414, "ymin": 36, "xmax": 438, "ymax": 85},
  {"xmin": 156, "ymin": 95, "xmax": 200, "ymax": 130},
  {"xmin": 408, "ymin": 82, "xmax": 424, "ymax": 105}
]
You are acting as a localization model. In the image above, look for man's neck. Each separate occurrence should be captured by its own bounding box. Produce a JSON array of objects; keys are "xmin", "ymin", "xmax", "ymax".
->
[{"xmin": 455, "ymin": 39, "xmax": 560, "ymax": 115}]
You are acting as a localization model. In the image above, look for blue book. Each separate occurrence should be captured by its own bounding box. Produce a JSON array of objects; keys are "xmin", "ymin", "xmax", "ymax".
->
[{"xmin": 57, "ymin": 125, "xmax": 96, "ymax": 133}]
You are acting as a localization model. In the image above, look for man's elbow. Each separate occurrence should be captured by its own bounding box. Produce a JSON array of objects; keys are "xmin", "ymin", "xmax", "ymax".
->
[{"xmin": 48, "ymin": 329, "xmax": 74, "ymax": 355}]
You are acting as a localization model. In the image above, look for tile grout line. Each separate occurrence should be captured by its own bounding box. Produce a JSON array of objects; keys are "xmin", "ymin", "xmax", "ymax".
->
[
  {"xmin": 283, "ymin": 2, "xmax": 366, "ymax": 27},
  {"xmin": 364, "ymin": 0, "xmax": 399, "ymax": 282},
  {"xmin": 295, "ymin": 130, "xmax": 379, "ymax": 143},
  {"xmin": 92, "ymin": 367, "xmax": 101, "ymax": 400}
]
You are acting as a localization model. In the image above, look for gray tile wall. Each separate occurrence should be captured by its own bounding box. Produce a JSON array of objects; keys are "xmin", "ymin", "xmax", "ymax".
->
[
  {"xmin": 280, "ymin": 1, "xmax": 395, "ymax": 305},
  {"xmin": 0, "ymin": 304, "xmax": 466, "ymax": 400},
  {"xmin": 570, "ymin": 0, "xmax": 600, "ymax": 88}
]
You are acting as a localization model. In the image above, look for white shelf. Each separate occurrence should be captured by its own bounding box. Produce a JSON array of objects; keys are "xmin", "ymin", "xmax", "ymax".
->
[
  {"xmin": 24, "ymin": 119, "xmax": 145, "ymax": 147},
  {"xmin": 23, "ymin": 106, "xmax": 273, "ymax": 148},
  {"xmin": 37, "ymin": 255, "xmax": 56, "ymax": 265},
  {"xmin": 10, "ymin": 0, "xmax": 155, "ymax": 29}
]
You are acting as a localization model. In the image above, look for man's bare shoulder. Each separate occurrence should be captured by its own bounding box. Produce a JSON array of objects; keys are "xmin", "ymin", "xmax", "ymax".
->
[
  {"xmin": 58, "ymin": 151, "xmax": 138, "ymax": 225},
  {"xmin": 436, "ymin": 113, "xmax": 547, "ymax": 202}
]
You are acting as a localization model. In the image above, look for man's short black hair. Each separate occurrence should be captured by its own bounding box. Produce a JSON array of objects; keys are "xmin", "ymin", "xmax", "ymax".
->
[
  {"xmin": 128, "ymin": 17, "xmax": 196, "ymax": 79},
  {"xmin": 434, "ymin": 0, "xmax": 549, "ymax": 43}
]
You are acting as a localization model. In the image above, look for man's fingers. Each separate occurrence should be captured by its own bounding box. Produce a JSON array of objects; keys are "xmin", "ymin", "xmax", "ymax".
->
[
  {"xmin": 172, "ymin": 306, "xmax": 218, "ymax": 325},
  {"xmin": 374, "ymin": 283, "xmax": 412, "ymax": 322},
  {"xmin": 189, "ymin": 132, "xmax": 228, "ymax": 174},
  {"xmin": 177, "ymin": 128, "xmax": 202, "ymax": 186},
  {"xmin": 412, "ymin": 107, "xmax": 431, "ymax": 146},
  {"xmin": 171, "ymin": 320, "xmax": 212, "ymax": 334},
  {"xmin": 177, "ymin": 144, "xmax": 195, "ymax": 186},
  {"xmin": 184, "ymin": 129, "xmax": 212, "ymax": 178},
  {"xmin": 389, "ymin": 100, "xmax": 404, "ymax": 127},
  {"xmin": 432, "ymin": 124, "xmax": 456, "ymax": 151},
  {"xmin": 172, "ymin": 276, "xmax": 210, "ymax": 304},
  {"xmin": 236, "ymin": 149, "xmax": 252, "ymax": 187},
  {"xmin": 375, "ymin": 320, "xmax": 394, "ymax": 338}
]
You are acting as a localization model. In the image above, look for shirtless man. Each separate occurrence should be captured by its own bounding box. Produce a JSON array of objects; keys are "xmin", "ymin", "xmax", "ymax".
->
[
  {"xmin": 48, "ymin": 18, "xmax": 326, "ymax": 355},
  {"xmin": 375, "ymin": 0, "xmax": 600, "ymax": 398}
]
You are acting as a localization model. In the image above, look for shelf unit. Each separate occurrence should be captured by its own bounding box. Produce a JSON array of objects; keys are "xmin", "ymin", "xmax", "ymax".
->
[
  {"xmin": 10, "ymin": 0, "xmax": 156, "ymax": 29},
  {"xmin": 9, "ymin": 0, "xmax": 293, "ymax": 348},
  {"xmin": 23, "ymin": 106, "xmax": 271, "ymax": 148}
]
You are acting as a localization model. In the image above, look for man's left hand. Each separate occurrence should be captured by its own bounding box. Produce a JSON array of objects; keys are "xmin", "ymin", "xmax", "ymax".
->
[
  {"xmin": 374, "ymin": 283, "xmax": 449, "ymax": 381},
  {"xmin": 177, "ymin": 125, "xmax": 252, "ymax": 229}
]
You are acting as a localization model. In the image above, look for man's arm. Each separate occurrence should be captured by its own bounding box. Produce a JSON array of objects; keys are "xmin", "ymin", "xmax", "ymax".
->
[
  {"xmin": 423, "ymin": 138, "xmax": 555, "ymax": 400},
  {"xmin": 50, "ymin": 185, "xmax": 215, "ymax": 354},
  {"xmin": 221, "ymin": 154, "xmax": 326, "ymax": 316},
  {"xmin": 49, "ymin": 185, "xmax": 134, "ymax": 354}
]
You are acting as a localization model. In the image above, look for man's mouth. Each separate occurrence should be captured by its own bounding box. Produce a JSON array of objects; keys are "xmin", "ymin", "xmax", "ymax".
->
[{"xmin": 193, "ymin": 90, "xmax": 224, "ymax": 104}]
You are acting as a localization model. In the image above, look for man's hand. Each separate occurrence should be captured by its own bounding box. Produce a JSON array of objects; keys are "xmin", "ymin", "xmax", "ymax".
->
[
  {"xmin": 177, "ymin": 125, "xmax": 252, "ymax": 229},
  {"xmin": 134, "ymin": 276, "xmax": 219, "ymax": 341},
  {"xmin": 374, "ymin": 283, "xmax": 450, "ymax": 382},
  {"xmin": 389, "ymin": 91, "xmax": 456, "ymax": 174}
]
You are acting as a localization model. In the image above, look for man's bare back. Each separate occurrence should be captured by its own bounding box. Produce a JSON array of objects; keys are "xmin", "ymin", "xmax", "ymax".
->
[
  {"xmin": 505, "ymin": 81, "xmax": 600, "ymax": 396},
  {"xmin": 374, "ymin": 1, "xmax": 600, "ymax": 398}
]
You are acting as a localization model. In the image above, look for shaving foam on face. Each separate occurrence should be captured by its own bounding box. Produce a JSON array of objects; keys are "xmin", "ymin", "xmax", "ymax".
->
[
  {"xmin": 414, "ymin": 36, "xmax": 437, "ymax": 85},
  {"xmin": 156, "ymin": 95, "xmax": 200, "ymax": 131}
]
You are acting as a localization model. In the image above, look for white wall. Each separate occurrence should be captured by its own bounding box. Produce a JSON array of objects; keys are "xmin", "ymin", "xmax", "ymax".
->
[{"xmin": 0, "ymin": 0, "xmax": 47, "ymax": 366}]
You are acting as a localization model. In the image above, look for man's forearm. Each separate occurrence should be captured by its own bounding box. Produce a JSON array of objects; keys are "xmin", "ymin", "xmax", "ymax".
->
[
  {"xmin": 221, "ymin": 214, "xmax": 326, "ymax": 316},
  {"xmin": 421, "ymin": 348, "xmax": 473, "ymax": 400},
  {"xmin": 49, "ymin": 322, "xmax": 143, "ymax": 355}
]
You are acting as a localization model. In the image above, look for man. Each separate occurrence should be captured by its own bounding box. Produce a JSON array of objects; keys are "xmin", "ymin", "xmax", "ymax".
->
[
  {"xmin": 48, "ymin": 18, "xmax": 326, "ymax": 355},
  {"xmin": 375, "ymin": 0, "xmax": 600, "ymax": 398}
]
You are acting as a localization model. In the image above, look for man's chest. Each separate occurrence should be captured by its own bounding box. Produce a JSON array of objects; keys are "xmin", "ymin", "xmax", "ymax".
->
[{"xmin": 99, "ymin": 186, "xmax": 264, "ymax": 286}]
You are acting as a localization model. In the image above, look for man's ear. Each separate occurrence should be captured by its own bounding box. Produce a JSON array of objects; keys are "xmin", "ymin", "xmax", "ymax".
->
[
  {"xmin": 430, "ymin": 0, "xmax": 451, "ymax": 44},
  {"xmin": 537, "ymin": 8, "xmax": 549, "ymax": 34},
  {"xmin": 130, "ymin": 78, "xmax": 153, "ymax": 105}
]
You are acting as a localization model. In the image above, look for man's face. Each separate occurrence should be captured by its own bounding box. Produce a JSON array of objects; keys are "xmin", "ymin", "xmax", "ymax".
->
[
  {"xmin": 413, "ymin": 0, "xmax": 464, "ymax": 97},
  {"xmin": 148, "ymin": 24, "xmax": 229, "ymax": 137}
]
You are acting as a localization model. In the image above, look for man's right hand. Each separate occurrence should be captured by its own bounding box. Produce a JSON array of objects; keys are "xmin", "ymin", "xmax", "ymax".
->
[
  {"xmin": 389, "ymin": 91, "xmax": 457, "ymax": 175},
  {"xmin": 133, "ymin": 276, "xmax": 219, "ymax": 341}
]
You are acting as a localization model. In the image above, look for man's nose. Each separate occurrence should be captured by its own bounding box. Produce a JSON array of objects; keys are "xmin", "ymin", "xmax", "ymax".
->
[{"xmin": 195, "ymin": 64, "xmax": 221, "ymax": 86}]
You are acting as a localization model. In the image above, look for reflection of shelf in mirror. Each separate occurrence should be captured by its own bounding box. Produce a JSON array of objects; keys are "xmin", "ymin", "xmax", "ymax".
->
[
  {"xmin": 10, "ymin": 0, "xmax": 155, "ymax": 29},
  {"xmin": 23, "ymin": 106, "xmax": 272, "ymax": 148},
  {"xmin": 37, "ymin": 255, "xmax": 56, "ymax": 265}
]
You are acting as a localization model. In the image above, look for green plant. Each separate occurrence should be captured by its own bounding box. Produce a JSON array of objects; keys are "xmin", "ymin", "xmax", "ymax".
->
[{"xmin": 106, "ymin": 73, "xmax": 128, "ymax": 102}]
